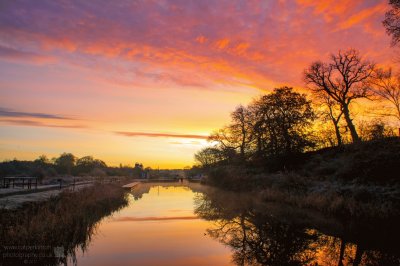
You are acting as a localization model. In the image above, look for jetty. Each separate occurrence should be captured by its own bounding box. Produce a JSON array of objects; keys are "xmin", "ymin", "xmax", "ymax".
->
[{"xmin": 122, "ymin": 181, "xmax": 141, "ymax": 189}]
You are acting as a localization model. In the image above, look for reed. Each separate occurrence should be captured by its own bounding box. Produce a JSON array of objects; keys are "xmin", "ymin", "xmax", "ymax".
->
[{"xmin": 0, "ymin": 183, "xmax": 128, "ymax": 266}]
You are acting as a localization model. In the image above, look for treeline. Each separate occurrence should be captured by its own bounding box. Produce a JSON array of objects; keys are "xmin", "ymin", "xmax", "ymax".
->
[
  {"xmin": 195, "ymin": 49, "xmax": 399, "ymax": 171},
  {"xmin": 0, "ymin": 153, "xmax": 142, "ymax": 179}
]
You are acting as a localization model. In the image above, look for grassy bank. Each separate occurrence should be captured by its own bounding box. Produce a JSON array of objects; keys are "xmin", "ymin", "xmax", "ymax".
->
[
  {"xmin": 204, "ymin": 138, "xmax": 400, "ymax": 218},
  {"xmin": 0, "ymin": 183, "xmax": 128, "ymax": 266}
]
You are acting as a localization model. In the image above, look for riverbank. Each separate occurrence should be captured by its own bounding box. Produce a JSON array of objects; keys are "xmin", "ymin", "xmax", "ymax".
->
[
  {"xmin": 0, "ymin": 183, "xmax": 128, "ymax": 265},
  {"xmin": 195, "ymin": 185, "xmax": 400, "ymax": 265},
  {"xmin": 203, "ymin": 137, "xmax": 400, "ymax": 218},
  {"xmin": 0, "ymin": 182, "xmax": 95, "ymax": 210},
  {"xmin": 0, "ymin": 175, "xmax": 133, "ymax": 209}
]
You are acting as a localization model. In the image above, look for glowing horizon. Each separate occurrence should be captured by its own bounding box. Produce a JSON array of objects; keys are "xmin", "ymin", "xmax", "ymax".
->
[{"xmin": 0, "ymin": 0, "xmax": 396, "ymax": 168}]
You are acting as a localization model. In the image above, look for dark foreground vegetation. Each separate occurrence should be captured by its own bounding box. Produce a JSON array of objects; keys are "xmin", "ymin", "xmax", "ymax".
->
[{"xmin": 0, "ymin": 184, "xmax": 128, "ymax": 266}]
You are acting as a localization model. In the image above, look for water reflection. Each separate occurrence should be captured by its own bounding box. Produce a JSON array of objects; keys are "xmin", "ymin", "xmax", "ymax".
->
[
  {"xmin": 194, "ymin": 188, "xmax": 400, "ymax": 266},
  {"xmin": 75, "ymin": 183, "xmax": 232, "ymax": 266},
  {"xmin": 2, "ymin": 183, "xmax": 398, "ymax": 266},
  {"xmin": 0, "ymin": 184, "xmax": 128, "ymax": 266},
  {"xmin": 129, "ymin": 181, "xmax": 207, "ymax": 201}
]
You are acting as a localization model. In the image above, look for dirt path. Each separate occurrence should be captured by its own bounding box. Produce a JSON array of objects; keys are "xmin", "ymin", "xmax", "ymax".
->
[{"xmin": 0, "ymin": 183, "xmax": 93, "ymax": 210}]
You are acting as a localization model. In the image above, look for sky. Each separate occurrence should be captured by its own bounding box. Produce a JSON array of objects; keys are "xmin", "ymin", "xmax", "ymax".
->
[{"xmin": 0, "ymin": 0, "xmax": 396, "ymax": 168}]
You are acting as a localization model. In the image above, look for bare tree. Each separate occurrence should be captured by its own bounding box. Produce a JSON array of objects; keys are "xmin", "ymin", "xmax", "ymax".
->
[
  {"xmin": 383, "ymin": 0, "xmax": 400, "ymax": 46},
  {"xmin": 209, "ymin": 105, "xmax": 253, "ymax": 160},
  {"xmin": 304, "ymin": 49, "xmax": 375, "ymax": 143},
  {"xmin": 371, "ymin": 68, "xmax": 400, "ymax": 124},
  {"xmin": 229, "ymin": 105, "xmax": 253, "ymax": 158},
  {"xmin": 194, "ymin": 147, "xmax": 224, "ymax": 168},
  {"xmin": 316, "ymin": 94, "xmax": 344, "ymax": 146}
]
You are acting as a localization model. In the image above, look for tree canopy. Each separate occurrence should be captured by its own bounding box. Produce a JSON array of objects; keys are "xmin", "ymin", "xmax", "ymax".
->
[{"xmin": 196, "ymin": 87, "xmax": 315, "ymax": 168}]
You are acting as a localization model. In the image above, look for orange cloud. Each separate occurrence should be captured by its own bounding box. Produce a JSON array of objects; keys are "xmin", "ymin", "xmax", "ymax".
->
[
  {"xmin": 337, "ymin": 2, "xmax": 387, "ymax": 31},
  {"xmin": 196, "ymin": 35, "xmax": 207, "ymax": 44},
  {"xmin": 0, "ymin": 0, "xmax": 392, "ymax": 94},
  {"xmin": 215, "ymin": 38, "xmax": 230, "ymax": 49},
  {"xmin": 296, "ymin": 0, "xmax": 360, "ymax": 21},
  {"xmin": 232, "ymin": 42, "xmax": 250, "ymax": 56}
]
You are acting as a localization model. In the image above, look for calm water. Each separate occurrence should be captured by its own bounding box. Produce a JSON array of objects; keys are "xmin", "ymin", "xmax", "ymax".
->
[
  {"xmin": 2, "ymin": 182, "xmax": 399, "ymax": 265},
  {"xmin": 70, "ymin": 182, "xmax": 400, "ymax": 266},
  {"xmin": 73, "ymin": 183, "xmax": 232, "ymax": 266}
]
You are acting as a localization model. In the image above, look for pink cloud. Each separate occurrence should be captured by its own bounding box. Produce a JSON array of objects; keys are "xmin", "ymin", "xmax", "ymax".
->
[
  {"xmin": 0, "ymin": 45, "xmax": 55, "ymax": 64},
  {"xmin": 0, "ymin": 0, "xmax": 394, "ymax": 92}
]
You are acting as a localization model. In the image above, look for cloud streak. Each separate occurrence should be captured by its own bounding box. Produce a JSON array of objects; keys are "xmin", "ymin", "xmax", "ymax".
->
[
  {"xmin": 0, "ymin": 108, "xmax": 84, "ymax": 129},
  {"xmin": 115, "ymin": 131, "xmax": 209, "ymax": 140},
  {"xmin": 0, "ymin": 119, "xmax": 86, "ymax": 129},
  {"xmin": 0, "ymin": 107, "xmax": 73, "ymax": 120},
  {"xmin": 0, "ymin": 45, "xmax": 55, "ymax": 64}
]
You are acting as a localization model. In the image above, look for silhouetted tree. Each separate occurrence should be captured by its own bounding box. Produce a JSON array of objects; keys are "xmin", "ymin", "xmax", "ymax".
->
[
  {"xmin": 371, "ymin": 68, "xmax": 400, "ymax": 124},
  {"xmin": 34, "ymin": 155, "xmax": 50, "ymax": 165},
  {"xmin": 316, "ymin": 94, "xmax": 344, "ymax": 146},
  {"xmin": 383, "ymin": 0, "xmax": 400, "ymax": 46},
  {"xmin": 304, "ymin": 49, "xmax": 375, "ymax": 143},
  {"xmin": 75, "ymin": 156, "xmax": 107, "ymax": 174},
  {"xmin": 210, "ymin": 105, "xmax": 253, "ymax": 160},
  {"xmin": 204, "ymin": 87, "xmax": 315, "ymax": 166},
  {"xmin": 55, "ymin": 153, "xmax": 76, "ymax": 175},
  {"xmin": 249, "ymin": 87, "xmax": 315, "ymax": 156},
  {"xmin": 230, "ymin": 105, "xmax": 254, "ymax": 159},
  {"xmin": 368, "ymin": 122, "xmax": 387, "ymax": 140},
  {"xmin": 359, "ymin": 120, "xmax": 395, "ymax": 140},
  {"xmin": 194, "ymin": 147, "xmax": 226, "ymax": 168}
]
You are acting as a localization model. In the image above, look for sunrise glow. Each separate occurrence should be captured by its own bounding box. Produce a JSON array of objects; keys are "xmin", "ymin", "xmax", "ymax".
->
[{"xmin": 0, "ymin": 0, "xmax": 395, "ymax": 168}]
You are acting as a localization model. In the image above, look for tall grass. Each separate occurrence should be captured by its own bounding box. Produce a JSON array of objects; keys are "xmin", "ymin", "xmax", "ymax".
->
[
  {"xmin": 0, "ymin": 183, "xmax": 128, "ymax": 266},
  {"xmin": 258, "ymin": 172, "xmax": 400, "ymax": 218}
]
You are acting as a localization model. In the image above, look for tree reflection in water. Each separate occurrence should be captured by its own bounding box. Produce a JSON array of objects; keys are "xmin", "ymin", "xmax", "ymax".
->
[{"xmin": 194, "ymin": 187, "xmax": 400, "ymax": 266}]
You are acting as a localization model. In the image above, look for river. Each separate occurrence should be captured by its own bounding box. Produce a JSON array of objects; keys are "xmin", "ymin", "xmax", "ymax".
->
[
  {"xmin": 1, "ymin": 182, "xmax": 399, "ymax": 265},
  {"xmin": 74, "ymin": 183, "xmax": 232, "ymax": 265}
]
